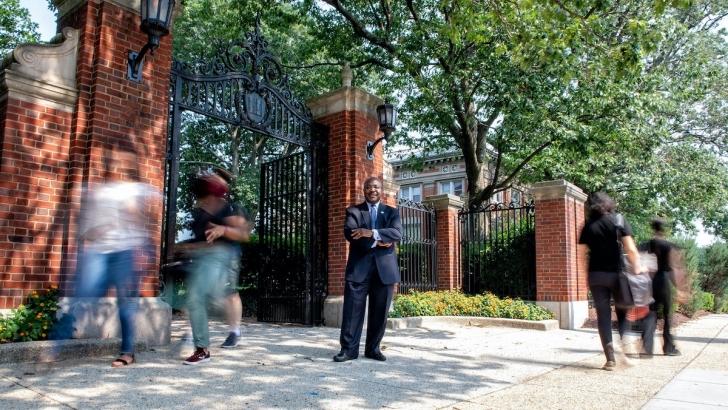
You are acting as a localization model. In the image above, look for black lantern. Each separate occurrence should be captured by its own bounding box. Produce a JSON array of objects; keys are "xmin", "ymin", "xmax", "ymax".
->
[
  {"xmin": 128, "ymin": 0, "xmax": 176, "ymax": 83},
  {"xmin": 366, "ymin": 101, "xmax": 397, "ymax": 160}
]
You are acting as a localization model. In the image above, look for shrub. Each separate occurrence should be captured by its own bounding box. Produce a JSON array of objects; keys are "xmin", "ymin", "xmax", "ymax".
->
[
  {"xmin": 699, "ymin": 242, "xmax": 728, "ymax": 302},
  {"xmin": 699, "ymin": 291, "xmax": 716, "ymax": 312},
  {"xmin": 718, "ymin": 292, "xmax": 728, "ymax": 313},
  {"xmin": 674, "ymin": 238, "xmax": 703, "ymax": 317},
  {"xmin": 0, "ymin": 287, "xmax": 60, "ymax": 343},
  {"xmin": 390, "ymin": 290, "xmax": 554, "ymax": 321}
]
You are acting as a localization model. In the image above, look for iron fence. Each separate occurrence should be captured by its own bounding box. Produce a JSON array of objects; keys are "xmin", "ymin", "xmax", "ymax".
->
[
  {"xmin": 397, "ymin": 198, "xmax": 437, "ymax": 293},
  {"xmin": 459, "ymin": 201, "xmax": 536, "ymax": 299}
]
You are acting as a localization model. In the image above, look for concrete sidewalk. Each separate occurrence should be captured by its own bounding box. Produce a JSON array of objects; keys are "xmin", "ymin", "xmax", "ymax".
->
[{"xmin": 0, "ymin": 314, "xmax": 726, "ymax": 409}]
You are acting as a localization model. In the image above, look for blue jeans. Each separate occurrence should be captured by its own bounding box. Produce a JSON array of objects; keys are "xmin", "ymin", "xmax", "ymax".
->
[
  {"xmin": 186, "ymin": 244, "xmax": 240, "ymax": 348},
  {"xmin": 54, "ymin": 249, "xmax": 139, "ymax": 354}
]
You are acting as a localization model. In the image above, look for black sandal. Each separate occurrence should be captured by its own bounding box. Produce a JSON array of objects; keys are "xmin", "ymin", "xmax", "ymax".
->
[{"xmin": 111, "ymin": 354, "xmax": 135, "ymax": 368}]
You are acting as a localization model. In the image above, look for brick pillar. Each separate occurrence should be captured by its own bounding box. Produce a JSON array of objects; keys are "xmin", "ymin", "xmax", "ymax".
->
[
  {"xmin": 424, "ymin": 194, "xmax": 463, "ymax": 290},
  {"xmin": 0, "ymin": 0, "xmax": 173, "ymax": 343},
  {"xmin": 57, "ymin": 0, "xmax": 172, "ymax": 296},
  {"xmin": 532, "ymin": 179, "xmax": 589, "ymax": 329},
  {"xmin": 0, "ymin": 27, "xmax": 79, "ymax": 311},
  {"xmin": 307, "ymin": 85, "xmax": 385, "ymax": 327}
]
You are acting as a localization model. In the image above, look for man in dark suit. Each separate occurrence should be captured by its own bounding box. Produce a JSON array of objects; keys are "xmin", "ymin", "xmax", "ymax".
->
[{"xmin": 334, "ymin": 176, "xmax": 402, "ymax": 363}]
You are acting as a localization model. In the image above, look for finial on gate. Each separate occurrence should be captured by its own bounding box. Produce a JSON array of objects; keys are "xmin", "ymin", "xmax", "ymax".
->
[{"xmin": 341, "ymin": 62, "xmax": 352, "ymax": 87}]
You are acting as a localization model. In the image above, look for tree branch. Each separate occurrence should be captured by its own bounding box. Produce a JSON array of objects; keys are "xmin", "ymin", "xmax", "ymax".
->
[{"xmin": 322, "ymin": 0, "xmax": 397, "ymax": 54}]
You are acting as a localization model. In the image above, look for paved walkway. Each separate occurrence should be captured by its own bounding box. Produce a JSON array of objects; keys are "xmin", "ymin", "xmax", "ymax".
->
[{"xmin": 0, "ymin": 314, "xmax": 726, "ymax": 409}]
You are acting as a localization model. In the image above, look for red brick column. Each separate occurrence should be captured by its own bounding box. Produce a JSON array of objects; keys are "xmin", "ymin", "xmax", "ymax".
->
[
  {"xmin": 308, "ymin": 86, "xmax": 385, "ymax": 326},
  {"xmin": 0, "ymin": 1, "xmax": 174, "ymax": 343},
  {"xmin": 424, "ymin": 194, "xmax": 464, "ymax": 290},
  {"xmin": 0, "ymin": 26, "xmax": 80, "ymax": 310},
  {"xmin": 532, "ymin": 179, "xmax": 589, "ymax": 329},
  {"xmin": 58, "ymin": 0, "xmax": 172, "ymax": 297}
]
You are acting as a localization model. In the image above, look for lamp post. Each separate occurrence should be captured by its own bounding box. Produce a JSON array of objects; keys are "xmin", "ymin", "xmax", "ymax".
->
[
  {"xmin": 127, "ymin": 0, "xmax": 175, "ymax": 83},
  {"xmin": 366, "ymin": 101, "xmax": 397, "ymax": 160}
]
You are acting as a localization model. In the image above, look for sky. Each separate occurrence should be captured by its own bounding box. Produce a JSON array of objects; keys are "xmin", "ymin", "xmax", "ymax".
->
[
  {"xmin": 17, "ymin": 1, "xmax": 723, "ymax": 247},
  {"xmin": 21, "ymin": 0, "xmax": 56, "ymax": 41}
]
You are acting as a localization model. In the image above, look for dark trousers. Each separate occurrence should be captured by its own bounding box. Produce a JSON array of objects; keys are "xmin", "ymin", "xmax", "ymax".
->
[
  {"xmin": 339, "ymin": 264, "xmax": 394, "ymax": 358},
  {"xmin": 589, "ymin": 271, "xmax": 627, "ymax": 353},
  {"xmin": 626, "ymin": 311, "xmax": 657, "ymax": 355},
  {"xmin": 651, "ymin": 271, "xmax": 676, "ymax": 352}
]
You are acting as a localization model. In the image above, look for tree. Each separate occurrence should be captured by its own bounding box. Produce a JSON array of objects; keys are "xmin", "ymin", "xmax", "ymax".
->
[
  {"xmin": 311, "ymin": 0, "xmax": 727, "ymax": 237},
  {"xmin": 312, "ymin": 0, "xmax": 663, "ymax": 204},
  {"xmin": 0, "ymin": 0, "xmax": 39, "ymax": 55}
]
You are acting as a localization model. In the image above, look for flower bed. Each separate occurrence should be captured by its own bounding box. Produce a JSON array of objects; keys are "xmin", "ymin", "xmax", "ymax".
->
[{"xmin": 390, "ymin": 290, "xmax": 554, "ymax": 321}]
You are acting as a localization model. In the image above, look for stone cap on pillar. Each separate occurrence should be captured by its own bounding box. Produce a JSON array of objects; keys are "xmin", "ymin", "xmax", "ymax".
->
[
  {"xmin": 424, "ymin": 194, "xmax": 464, "ymax": 210},
  {"xmin": 531, "ymin": 179, "xmax": 588, "ymax": 202},
  {"xmin": 0, "ymin": 27, "xmax": 79, "ymax": 112},
  {"xmin": 307, "ymin": 86, "xmax": 383, "ymax": 120}
]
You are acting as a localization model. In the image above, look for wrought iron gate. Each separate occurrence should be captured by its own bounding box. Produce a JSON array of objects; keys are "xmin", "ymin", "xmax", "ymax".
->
[
  {"xmin": 397, "ymin": 198, "xmax": 437, "ymax": 293},
  {"xmin": 257, "ymin": 143, "xmax": 327, "ymax": 324},
  {"xmin": 459, "ymin": 202, "xmax": 536, "ymax": 299},
  {"xmin": 162, "ymin": 21, "xmax": 327, "ymax": 325}
]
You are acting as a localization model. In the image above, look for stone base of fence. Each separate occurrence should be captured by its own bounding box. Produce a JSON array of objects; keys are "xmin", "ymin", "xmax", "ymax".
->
[
  {"xmin": 58, "ymin": 297, "xmax": 171, "ymax": 346},
  {"xmin": 322, "ymin": 296, "xmax": 344, "ymax": 328},
  {"xmin": 536, "ymin": 300, "xmax": 589, "ymax": 329}
]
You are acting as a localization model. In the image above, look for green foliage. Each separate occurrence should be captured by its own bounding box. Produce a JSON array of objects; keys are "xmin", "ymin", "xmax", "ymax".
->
[
  {"xmin": 310, "ymin": 0, "xmax": 728, "ymax": 239},
  {"xmin": 0, "ymin": 287, "xmax": 59, "ymax": 343},
  {"xmin": 717, "ymin": 293, "xmax": 728, "ymax": 313},
  {"xmin": 462, "ymin": 213, "xmax": 535, "ymax": 297},
  {"xmin": 390, "ymin": 290, "xmax": 554, "ymax": 321},
  {"xmin": 0, "ymin": 0, "xmax": 39, "ymax": 55},
  {"xmin": 699, "ymin": 242, "xmax": 728, "ymax": 299},
  {"xmin": 674, "ymin": 238, "xmax": 704, "ymax": 317},
  {"xmin": 699, "ymin": 291, "xmax": 716, "ymax": 312}
]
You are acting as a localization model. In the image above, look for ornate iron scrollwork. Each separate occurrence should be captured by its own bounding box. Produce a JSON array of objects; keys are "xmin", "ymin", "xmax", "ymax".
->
[{"xmin": 170, "ymin": 20, "xmax": 312, "ymax": 147}]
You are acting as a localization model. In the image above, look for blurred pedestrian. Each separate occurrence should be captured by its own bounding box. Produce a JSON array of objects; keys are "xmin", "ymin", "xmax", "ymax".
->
[
  {"xmin": 645, "ymin": 218, "xmax": 682, "ymax": 356},
  {"xmin": 176, "ymin": 172, "xmax": 250, "ymax": 365},
  {"xmin": 54, "ymin": 149, "xmax": 157, "ymax": 367},
  {"xmin": 579, "ymin": 192, "xmax": 647, "ymax": 370},
  {"xmin": 213, "ymin": 168, "xmax": 252, "ymax": 349}
]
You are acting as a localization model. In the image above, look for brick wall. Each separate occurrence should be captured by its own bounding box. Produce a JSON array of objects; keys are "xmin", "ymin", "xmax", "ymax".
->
[
  {"xmin": 533, "ymin": 186, "xmax": 588, "ymax": 302},
  {"xmin": 0, "ymin": 98, "xmax": 73, "ymax": 309},
  {"xmin": 61, "ymin": 1, "xmax": 171, "ymax": 297},
  {"xmin": 315, "ymin": 109, "xmax": 383, "ymax": 296},
  {"xmin": 0, "ymin": 1, "xmax": 172, "ymax": 308}
]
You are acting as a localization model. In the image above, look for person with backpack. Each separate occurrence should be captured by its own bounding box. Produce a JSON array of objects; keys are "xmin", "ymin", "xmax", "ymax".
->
[
  {"xmin": 579, "ymin": 192, "xmax": 647, "ymax": 370},
  {"xmin": 644, "ymin": 218, "xmax": 682, "ymax": 356}
]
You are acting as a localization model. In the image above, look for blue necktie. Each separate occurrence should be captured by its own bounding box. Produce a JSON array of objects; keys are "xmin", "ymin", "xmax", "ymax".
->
[{"xmin": 370, "ymin": 205, "xmax": 377, "ymax": 229}]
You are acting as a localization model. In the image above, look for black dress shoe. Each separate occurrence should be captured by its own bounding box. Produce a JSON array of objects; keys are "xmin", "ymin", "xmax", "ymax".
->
[
  {"xmin": 364, "ymin": 351, "xmax": 386, "ymax": 361},
  {"xmin": 333, "ymin": 352, "xmax": 357, "ymax": 362}
]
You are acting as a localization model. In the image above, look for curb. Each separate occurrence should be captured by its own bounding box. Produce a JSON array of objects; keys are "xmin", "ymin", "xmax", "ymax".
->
[
  {"xmin": 0, "ymin": 338, "xmax": 151, "ymax": 364},
  {"xmin": 387, "ymin": 316, "xmax": 559, "ymax": 331}
]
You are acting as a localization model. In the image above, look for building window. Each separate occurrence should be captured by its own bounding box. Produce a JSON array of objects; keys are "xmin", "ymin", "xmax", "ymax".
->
[
  {"xmin": 511, "ymin": 189, "xmax": 522, "ymax": 205},
  {"xmin": 438, "ymin": 179, "xmax": 463, "ymax": 196},
  {"xmin": 399, "ymin": 184, "xmax": 422, "ymax": 202},
  {"xmin": 490, "ymin": 190, "xmax": 503, "ymax": 204}
]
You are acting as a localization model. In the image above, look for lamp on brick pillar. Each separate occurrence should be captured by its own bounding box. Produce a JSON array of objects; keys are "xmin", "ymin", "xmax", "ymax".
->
[
  {"xmin": 366, "ymin": 101, "xmax": 397, "ymax": 160},
  {"xmin": 128, "ymin": 0, "xmax": 175, "ymax": 82}
]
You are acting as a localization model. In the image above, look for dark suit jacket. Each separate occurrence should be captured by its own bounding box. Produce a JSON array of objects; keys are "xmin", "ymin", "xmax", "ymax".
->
[{"xmin": 343, "ymin": 202, "xmax": 402, "ymax": 285}]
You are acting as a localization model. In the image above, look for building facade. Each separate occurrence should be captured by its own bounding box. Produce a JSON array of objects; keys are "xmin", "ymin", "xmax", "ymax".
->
[{"xmin": 389, "ymin": 151, "xmax": 525, "ymax": 205}]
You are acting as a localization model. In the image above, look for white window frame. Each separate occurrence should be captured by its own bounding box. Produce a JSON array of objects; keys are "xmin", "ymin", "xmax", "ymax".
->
[
  {"xmin": 438, "ymin": 179, "xmax": 464, "ymax": 197},
  {"xmin": 399, "ymin": 184, "xmax": 422, "ymax": 202}
]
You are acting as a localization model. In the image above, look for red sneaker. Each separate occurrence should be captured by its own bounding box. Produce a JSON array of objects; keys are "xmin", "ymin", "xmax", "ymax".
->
[{"xmin": 183, "ymin": 348, "xmax": 210, "ymax": 365}]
